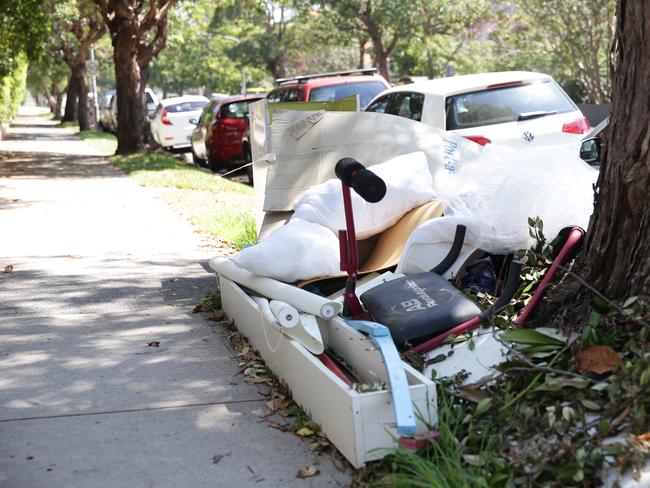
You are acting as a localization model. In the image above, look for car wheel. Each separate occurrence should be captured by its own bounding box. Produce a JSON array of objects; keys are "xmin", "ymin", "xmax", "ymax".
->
[
  {"xmin": 191, "ymin": 148, "xmax": 206, "ymax": 167},
  {"xmin": 207, "ymin": 151, "xmax": 219, "ymax": 173}
]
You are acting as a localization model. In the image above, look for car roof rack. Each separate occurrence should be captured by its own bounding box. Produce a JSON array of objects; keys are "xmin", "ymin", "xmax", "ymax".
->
[{"xmin": 275, "ymin": 68, "xmax": 378, "ymax": 85}]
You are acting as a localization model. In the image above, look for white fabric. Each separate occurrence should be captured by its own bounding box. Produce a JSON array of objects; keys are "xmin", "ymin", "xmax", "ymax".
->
[
  {"xmin": 397, "ymin": 144, "xmax": 598, "ymax": 271},
  {"xmin": 292, "ymin": 151, "xmax": 436, "ymax": 239},
  {"xmin": 232, "ymin": 218, "xmax": 341, "ymax": 283}
]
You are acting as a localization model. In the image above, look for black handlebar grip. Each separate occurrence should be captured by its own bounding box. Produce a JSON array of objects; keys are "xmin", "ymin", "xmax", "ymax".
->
[{"xmin": 335, "ymin": 158, "xmax": 386, "ymax": 203}]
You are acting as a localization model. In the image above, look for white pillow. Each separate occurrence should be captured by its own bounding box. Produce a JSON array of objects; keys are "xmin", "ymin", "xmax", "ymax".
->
[
  {"xmin": 232, "ymin": 219, "xmax": 341, "ymax": 283},
  {"xmin": 292, "ymin": 152, "xmax": 435, "ymax": 239}
]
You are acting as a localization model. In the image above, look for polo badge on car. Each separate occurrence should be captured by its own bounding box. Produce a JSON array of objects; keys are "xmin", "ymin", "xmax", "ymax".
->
[{"xmin": 522, "ymin": 131, "xmax": 535, "ymax": 143}]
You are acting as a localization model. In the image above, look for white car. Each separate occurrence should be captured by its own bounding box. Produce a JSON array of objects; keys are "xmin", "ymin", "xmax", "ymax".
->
[
  {"xmin": 365, "ymin": 71, "xmax": 591, "ymax": 147},
  {"xmin": 150, "ymin": 95, "xmax": 209, "ymax": 150}
]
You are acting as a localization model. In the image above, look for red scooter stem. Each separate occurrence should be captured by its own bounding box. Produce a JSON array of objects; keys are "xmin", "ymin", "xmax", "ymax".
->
[{"xmin": 339, "ymin": 181, "xmax": 366, "ymax": 319}]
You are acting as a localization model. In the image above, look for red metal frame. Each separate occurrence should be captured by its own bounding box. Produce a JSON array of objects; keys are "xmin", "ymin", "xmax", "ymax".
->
[{"xmin": 339, "ymin": 181, "xmax": 368, "ymax": 319}]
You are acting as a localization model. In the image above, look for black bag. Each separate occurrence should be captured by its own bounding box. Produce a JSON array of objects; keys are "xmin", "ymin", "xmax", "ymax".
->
[{"xmin": 360, "ymin": 272, "xmax": 482, "ymax": 347}]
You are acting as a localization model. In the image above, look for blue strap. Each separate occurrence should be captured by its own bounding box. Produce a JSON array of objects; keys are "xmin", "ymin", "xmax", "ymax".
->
[{"xmin": 345, "ymin": 320, "xmax": 416, "ymax": 435}]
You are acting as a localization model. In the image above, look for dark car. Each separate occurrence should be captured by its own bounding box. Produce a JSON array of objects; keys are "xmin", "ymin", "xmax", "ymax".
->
[
  {"xmin": 266, "ymin": 68, "xmax": 390, "ymax": 109},
  {"xmin": 190, "ymin": 94, "xmax": 264, "ymax": 174}
]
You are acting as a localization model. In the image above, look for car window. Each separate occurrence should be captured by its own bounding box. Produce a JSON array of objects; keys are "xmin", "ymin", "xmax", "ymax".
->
[
  {"xmin": 365, "ymin": 94, "xmax": 392, "ymax": 113},
  {"xmin": 165, "ymin": 100, "xmax": 208, "ymax": 113},
  {"xmin": 145, "ymin": 92, "xmax": 154, "ymax": 104},
  {"xmin": 267, "ymin": 88, "xmax": 300, "ymax": 103},
  {"xmin": 308, "ymin": 81, "xmax": 388, "ymax": 108},
  {"xmin": 198, "ymin": 100, "xmax": 217, "ymax": 125},
  {"xmin": 365, "ymin": 92, "xmax": 424, "ymax": 121},
  {"xmin": 445, "ymin": 80, "xmax": 576, "ymax": 130},
  {"xmin": 221, "ymin": 101, "xmax": 251, "ymax": 119}
]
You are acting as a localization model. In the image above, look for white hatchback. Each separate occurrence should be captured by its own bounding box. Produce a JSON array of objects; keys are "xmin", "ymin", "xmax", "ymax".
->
[
  {"xmin": 365, "ymin": 71, "xmax": 591, "ymax": 147},
  {"xmin": 150, "ymin": 95, "xmax": 209, "ymax": 150}
]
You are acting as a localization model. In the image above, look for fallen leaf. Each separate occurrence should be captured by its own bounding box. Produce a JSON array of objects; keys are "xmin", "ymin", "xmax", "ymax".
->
[
  {"xmin": 265, "ymin": 398, "xmax": 284, "ymax": 413},
  {"xmin": 3, "ymin": 265, "xmax": 13, "ymax": 273},
  {"xmin": 192, "ymin": 304, "xmax": 204, "ymax": 313},
  {"xmin": 637, "ymin": 432, "xmax": 650, "ymax": 441},
  {"xmin": 577, "ymin": 345, "xmax": 622, "ymax": 375},
  {"xmin": 332, "ymin": 453, "xmax": 349, "ymax": 472},
  {"xmin": 212, "ymin": 454, "xmax": 224, "ymax": 464},
  {"xmin": 501, "ymin": 328, "xmax": 566, "ymax": 346},
  {"xmin": 296, "ymin": 466, "xmax": 319, "ymax": 479},
  {"xmin": 456, "ymin": 387, "xmax": 490, "ymax": 404},
  {"xmin": 213, "ymin": 309, "xmax": 225, "ymax": 320},
  {"xmin": 244, "ymin": 376, "xmax": 272, "ymax": 385},
  {"xmin": 147, "ymin": 341, "xmax": 160, "ymax": 347},
  {"xmin": 296, "ymin": 426, "xmax": 315, "ymax": 437},
  {"xmin": 268, "ymin": 421, "xmax": 289, "ymax": 431}
]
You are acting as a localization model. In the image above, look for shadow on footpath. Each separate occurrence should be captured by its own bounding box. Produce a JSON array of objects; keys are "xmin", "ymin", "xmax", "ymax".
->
[
  {"xmin": 0, "ymin": 257, "xmax": 216, "ymax": 316},
  {"xmin": 0, "ymin": 152, "xmax": 118, "ymax": 179}
]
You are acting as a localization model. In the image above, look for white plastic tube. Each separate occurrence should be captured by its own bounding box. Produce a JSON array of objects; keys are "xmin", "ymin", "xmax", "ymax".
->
[
  {"xmin": 269, "ymin": 300, "xmax": 299, "ymax": 328},
  {"xmin": 210, "ymin": 256, "xmax": 341, "ymax": 320}
]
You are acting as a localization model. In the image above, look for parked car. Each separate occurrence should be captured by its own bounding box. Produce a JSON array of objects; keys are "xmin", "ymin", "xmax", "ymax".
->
[
  {"xmin": 150, "ymin": 95, "xmax": 209, "ymax": 150},
  {"xmin": 190, "ymin": 94, "xmax": 264, "ymax": 176},
  {"xmin": 98, "ymin": 89, "xmax": 115, "ymax": 131},
  {"xmin": 365, "ymin": 71, "xmax": 592, "ymax": 147},
  {"xmin": 104, "ymin": 88, "xmax": 159, "ymax": 133},
  {"xmin": 267, "ymin": 68, "xmax": 390, "ymax": 109},
  {"xmin": 580, "ymin": 116, "xmax": 608, "ymax": 167}
]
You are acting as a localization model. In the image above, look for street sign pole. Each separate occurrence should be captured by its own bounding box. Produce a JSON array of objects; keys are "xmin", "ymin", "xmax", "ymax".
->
[{"xmin": 89, "ymin": 49, "xmax": 100, "ymax": 126}]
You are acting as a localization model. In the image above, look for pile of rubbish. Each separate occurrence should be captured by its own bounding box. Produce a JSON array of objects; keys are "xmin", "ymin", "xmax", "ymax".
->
[{"xmin": 209, "ymin": 99, "xmax": 600, "ymax": 468}]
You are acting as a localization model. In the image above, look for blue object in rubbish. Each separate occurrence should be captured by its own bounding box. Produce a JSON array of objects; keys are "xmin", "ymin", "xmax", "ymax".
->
[
  {"xmin": 461, "ymin": 257, "xmax": 497, "ymax": 294},
  {"xmin": 344, "ymin": 319, "xmax": 416, "ymax": 436}
]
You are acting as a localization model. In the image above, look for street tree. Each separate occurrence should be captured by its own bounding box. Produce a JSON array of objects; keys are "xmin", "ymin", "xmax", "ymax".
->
[
  {"xmin": 506, "ymin": 0, "xmax": 615, "ymax": 103},
  {"xmin": 210, "ymin": 0, "xmax": 300, "ymax": 81},
  {"xmin": 323, "ymin": 0, "xmax": 421, "ymax": 81},
  {"xmin": 26, "ymin": 49, "xmax": 70, "ymax": 119},
  {"xmin": 95, "ymin": 0, "xmax": 179, "ymax": 154},
  {"xmin": 150, "ymin": 0, "xmax": 267, "ymax": 97},
  {"xmin": 579, "ymin": 1, "xmax": 649, "ymax": 299},
  {"xmin": 48, "ymin": 0, "xmax": 105, "ymax": 129},
  {"xmin": 0, "ymin": 0, "xmax": 50, "ymax": 124},
  {"xmin": 0, "ymin": 0, "xmax": 50, "ymax": 78}
]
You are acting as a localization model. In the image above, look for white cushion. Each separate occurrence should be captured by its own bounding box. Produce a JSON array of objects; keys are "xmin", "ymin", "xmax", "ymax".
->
[{"xmin": 292, "ymin": 151, "xmax": 435, "ymax": 239}]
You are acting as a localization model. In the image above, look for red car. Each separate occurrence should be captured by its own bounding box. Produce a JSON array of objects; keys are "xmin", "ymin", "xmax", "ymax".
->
[
  {"xmin": 240, "ymin": 69, "xmax": 391, "ymax": 183},
  {"xmin": 190, "ymin": 94, "xmax": 264, "ymax": 172},
  {"xmin": 267, "ymin": 68, "xmax": 390, "ymax": 108}
]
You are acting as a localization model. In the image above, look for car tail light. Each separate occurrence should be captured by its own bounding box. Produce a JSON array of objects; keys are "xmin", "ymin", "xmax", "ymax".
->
[
  {"xmin": 161, "ymin": 108, "xmax": 172, "ymax": 126},
  {"xmin": 562, "ymin": 116, "xmax": 591, "ymax": 134},
  {"xmin": 463, "ymin": 135, "xmax": 491, "ymax": 146}
]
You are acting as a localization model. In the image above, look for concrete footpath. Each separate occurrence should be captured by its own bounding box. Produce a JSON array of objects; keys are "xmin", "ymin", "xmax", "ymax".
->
[{"xmin": 0, "ymin": 109, "xmax": 351, "ymax": 488}]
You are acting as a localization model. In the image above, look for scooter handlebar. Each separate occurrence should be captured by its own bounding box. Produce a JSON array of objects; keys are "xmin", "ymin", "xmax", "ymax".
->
[{"xmin": 335, "ymin": 157, "xmax": 386, "ymax": 203}]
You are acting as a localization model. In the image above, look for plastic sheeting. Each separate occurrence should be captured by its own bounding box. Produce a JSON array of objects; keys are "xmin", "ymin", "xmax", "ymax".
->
[{"xmin": 398, "ymin": 143, "xmax": 598, "ymax": 266}]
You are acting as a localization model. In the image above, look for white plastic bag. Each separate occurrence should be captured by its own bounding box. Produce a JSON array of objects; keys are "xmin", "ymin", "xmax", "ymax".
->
[
  {"xmin": 292, "ymin": 151, "xmax": 436, "ymax": 239},
  {"xmin": 232, "ymin": 218, "xmax": 341, "ymax": 283},
  {"xmin": 431, "ymin": 143, "xmax": 598, "ymax": 253}
]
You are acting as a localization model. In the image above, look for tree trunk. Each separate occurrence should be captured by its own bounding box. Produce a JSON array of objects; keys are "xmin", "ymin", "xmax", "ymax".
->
[
  {"xmin": 371, "ymin": 43, "xmax": 390, "ymax": 82},
  {"xmin": 113, "ymin": 26, "xmax": 145, "ymax": 155},
  {"xmin": 62, "ymin": 76, "xmax": 78, "ymax": 123},
  {"xmin": 581, "ymin": 0, "xmax": 650, "ymax": 299},
  {"xmin": 54, "ymin": 91, "xmax": 64, "ymax": 120},
  {"xmin": 73, "ymin": 66, "xmax": 91, "ymax": 131},
  {"xmin": 358, "ymin": 37, "xmax": 367, "ymax": 69}
]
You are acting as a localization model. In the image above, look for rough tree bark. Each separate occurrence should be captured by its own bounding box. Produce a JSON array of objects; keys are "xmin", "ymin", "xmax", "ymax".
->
[
  {"xmin": 581, "ymin": 0, "xmax": 650, "ymax": 299},
  {"xmin": 96, "ymin": 0, "xmax": 177, "ymax": 154},
  {"xmin": 62, "ymin": 76, "xmax": 79, "ymax": 122}
]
